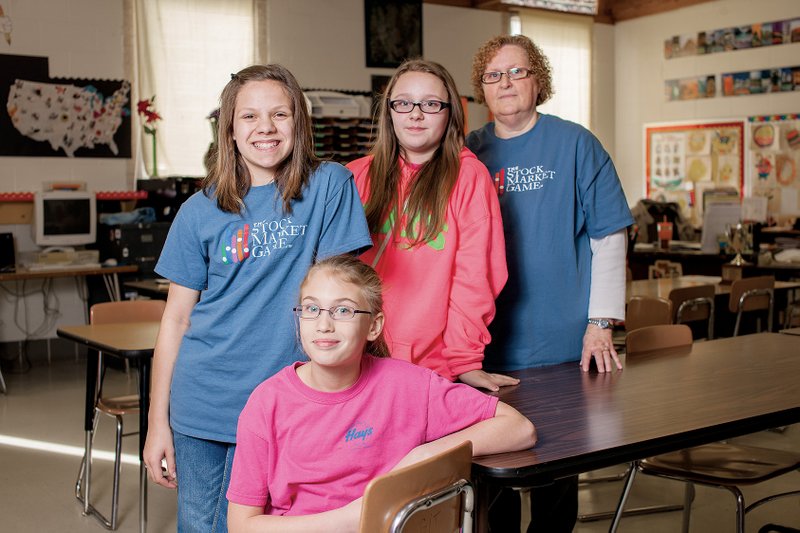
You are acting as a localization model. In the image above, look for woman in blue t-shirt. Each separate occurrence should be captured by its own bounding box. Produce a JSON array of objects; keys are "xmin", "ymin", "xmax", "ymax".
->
[{"xmin": 142, "ymin": 64, "xmax": 371, "ymax": 532}]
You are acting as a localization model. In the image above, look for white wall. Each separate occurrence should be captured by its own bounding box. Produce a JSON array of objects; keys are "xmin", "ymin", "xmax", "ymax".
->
[
  {"xmin": 1, "ymin": 0, "xmax": 124, "ymax": 343},
  {"xmin": 0, "ymin": 0, "xmax": 128, "ymax": 194},
  {"xmin": 265, "ymin": 0, "xmax": 503, "ymax": 132},
  {"xmin": 613, "ymin": 0, "xmax": 800, "ymax": 205}
]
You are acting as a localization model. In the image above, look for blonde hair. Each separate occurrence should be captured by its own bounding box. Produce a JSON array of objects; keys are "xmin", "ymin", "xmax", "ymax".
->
[
  {"xmin": 470, "ymin": 35, "xmax": 553, "ymax": 106},
  {"xmin": 202, "ymin": 64, "xmax": 319, "ymax": 214},
  {"xmin": 300, "ymin": 255, "xmax": 390, "ymax": 358},
  {"xmin": 366, "ymin": 59, "xmax": 464, "ymax": 247}
]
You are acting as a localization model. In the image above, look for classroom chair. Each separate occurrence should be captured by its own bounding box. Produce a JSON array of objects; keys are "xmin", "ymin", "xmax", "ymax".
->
[
  {"xmin": 75, "ymin": 299, "xmax": 166, "ymax": 530},
  {"xmin": 358, "ymin": 441, "xmax": 474, "ymax": 533},
  {"xmin": 611, "ymin": 324, "xmax": 800, "ymax": 533},
  {"xmin": 669, "ymin": 284, "xmax": 715, "ymax": 340},
  {"xmin": 728, "ymin": 275, "xmax": 774, "ymax": 336},
  {"xmin": 625, "ymin": 296, "xmax": 673, "ymax": 333}
]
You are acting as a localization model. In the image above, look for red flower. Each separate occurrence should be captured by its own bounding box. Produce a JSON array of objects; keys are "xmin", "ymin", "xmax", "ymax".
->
[{"xmin": 137, "ymin": 97, "xmax": 161, "ymax": 125}]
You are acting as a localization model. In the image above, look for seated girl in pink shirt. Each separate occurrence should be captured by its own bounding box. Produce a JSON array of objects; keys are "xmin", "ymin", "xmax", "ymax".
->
[{"xmin": 226, "ymin": 254, "xmax": 537, "ymax": 532}]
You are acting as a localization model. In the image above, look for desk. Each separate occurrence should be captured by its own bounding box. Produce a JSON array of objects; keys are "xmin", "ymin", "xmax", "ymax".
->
[
  {"xmin": 627, "ymin": 275, "xmax": 800, "ymax": 335},
  {"xmin": 472, "ymin": 333, "xmax": 800, "ymax": 532},
  {"xmin": 0, "ymin": 265, "xmax": 138, "ymax": 302},
  {"xmin": 57, "ymin": 322, "xmax": 159, "ymax": 533},
  {"xmin": 124, "ymin": 279, "xmax": 169, "ymax": 300}
]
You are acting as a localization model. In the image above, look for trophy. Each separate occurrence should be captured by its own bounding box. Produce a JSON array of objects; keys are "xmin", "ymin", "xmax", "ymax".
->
[{"xmin": 721, "ymin": 222, "xmax": 751, "ymax": 283}]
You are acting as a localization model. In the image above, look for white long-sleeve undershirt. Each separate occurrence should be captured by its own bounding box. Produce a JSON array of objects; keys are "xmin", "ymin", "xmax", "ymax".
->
[{"xmin": 588, "ymin": 228, "xmax": 627, "ymax": 321}]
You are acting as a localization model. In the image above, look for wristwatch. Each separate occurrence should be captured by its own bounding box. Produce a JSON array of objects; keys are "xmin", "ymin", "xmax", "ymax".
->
[{"xmin": 588, "ymin": 318, "xmax": 613, "ymax": 329}]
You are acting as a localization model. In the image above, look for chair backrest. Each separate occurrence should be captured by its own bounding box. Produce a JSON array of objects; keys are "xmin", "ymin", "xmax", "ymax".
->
[
  {"xmin": 359, "ymin": 441, "xmax": 473, "ymax": 533},
  {"xmin": 728, "ymin": 275, "xmax": 774, "ymax": 313},
  {"xmin": 625, "ymin": 324, "xmax": 693, "ymax": 357},
  {"xmin": 90, "ymin": 299, "xmax": 166, "ymax": 325},
  {"xmin": 669, "ymin": 285, "xmax": 715, "ymax": 323},
  {"xmin": 625, "ymin": 296, "xmax": 673, "ymax": 332}
]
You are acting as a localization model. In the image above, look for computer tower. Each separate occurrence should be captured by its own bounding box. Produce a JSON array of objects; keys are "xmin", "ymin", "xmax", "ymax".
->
[
  {"xmin": 97, "ymin": 222, "xmax": 171, "ymax": 275},
  {"xmin": 0, "ymin": 232, "xmax": 15, "ymax": 272}
]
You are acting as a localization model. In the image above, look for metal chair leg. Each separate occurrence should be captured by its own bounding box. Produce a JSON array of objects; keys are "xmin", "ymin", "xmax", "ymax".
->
[
  {"xmin": 681, "ymin": 482, "xmax": 694, "ymax": 533},
  {"xmin": 609, "ymin": 463, "xmax": 638, "ymax": 533}
]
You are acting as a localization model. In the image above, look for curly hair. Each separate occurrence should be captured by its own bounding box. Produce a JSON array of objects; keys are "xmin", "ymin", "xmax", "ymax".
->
[{"xmin": 470, "ymin": 35, "xmax": 553, "ymax": 106}]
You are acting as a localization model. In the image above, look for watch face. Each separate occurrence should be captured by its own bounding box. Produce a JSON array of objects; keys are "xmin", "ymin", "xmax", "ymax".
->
[{"xmin": 591, "ymin": 319, "xmax": 611, "ymax": 329}]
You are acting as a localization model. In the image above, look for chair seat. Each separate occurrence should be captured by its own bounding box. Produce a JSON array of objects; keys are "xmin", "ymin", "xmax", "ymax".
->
[
  {"xmin": 642, "ymin": 443, "xmax": 800, "ymax": 486},
  {"xmin": 97, "ymin": 394, "xmax": 140, "ymax": 416}
]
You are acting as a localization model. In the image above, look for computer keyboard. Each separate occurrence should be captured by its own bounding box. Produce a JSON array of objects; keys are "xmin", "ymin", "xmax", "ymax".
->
[{"xmin": 23, "ymin": 262, "xmax": 102, "ymax": 272}]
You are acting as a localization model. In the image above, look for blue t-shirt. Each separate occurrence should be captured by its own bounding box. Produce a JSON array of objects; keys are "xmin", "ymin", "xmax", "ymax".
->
[
  {"xmin": 155, "ymin": 161, "xmax": 372, "ymax": 442},
  {"xmin": 466, "ymin": 114, "xmax": 633, "ymax": 370}
]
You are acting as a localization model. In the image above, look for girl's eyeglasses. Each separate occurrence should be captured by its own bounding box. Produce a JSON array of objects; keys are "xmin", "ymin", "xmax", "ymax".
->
[{"xmin": 294, "ymin": 304, "xmax": 372, "ymax": 321}]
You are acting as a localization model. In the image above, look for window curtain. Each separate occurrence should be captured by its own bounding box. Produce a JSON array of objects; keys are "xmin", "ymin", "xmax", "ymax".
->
[
  {"xmin": 518, "ymin": 9, "xmax": 592, "ymax": 129},
  {"xmin": 130, "ymin": 0, "xmax": 265, "ymax": 178}
]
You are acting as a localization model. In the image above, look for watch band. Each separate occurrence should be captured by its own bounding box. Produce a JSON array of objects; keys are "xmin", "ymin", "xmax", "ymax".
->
[{"xmin": 588, "ymin": 318, "xmax": 613, "ymax": 329}]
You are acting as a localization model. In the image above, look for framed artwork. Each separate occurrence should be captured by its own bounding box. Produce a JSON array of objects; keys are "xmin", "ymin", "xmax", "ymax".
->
[
  {"xmin": 364, "ymin": 0, "xmax": 422, "ymax": 68},
  {"xmin": 645, "ymin": 120, "xmax": 745, "ymax": 225}
]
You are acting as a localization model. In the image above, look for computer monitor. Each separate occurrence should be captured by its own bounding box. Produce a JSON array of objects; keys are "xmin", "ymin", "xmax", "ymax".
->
[{"xmin": 32, "ymin": 191, "xmax": 97, "ymax": 247}]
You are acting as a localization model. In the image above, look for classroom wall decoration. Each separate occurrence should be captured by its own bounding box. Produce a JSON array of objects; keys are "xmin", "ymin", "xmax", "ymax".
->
[
  {"xmin": 664, "ymin": 17, "xmax": 800, "ymax": 59},
  {"xmin": 0, "ymin": 53, "xmax": 131, "ymax": 158},
  {"xmin": 665, "ymin": 75, "xmax": 716, "ymax": 101},
  {"xmin": 748, "ymin": 114, "xmax": 800, "ymax": 218},
  {"xmin": 721, "ymin": 65, "xmax": 800, "ymax": 97},
  {"xmin": 364, "ymin": 0, "xmax": 422, "ymax": 68},
  {"xmin": 645, "ymin": 120, "xmax": 745, "ymax": 225}
]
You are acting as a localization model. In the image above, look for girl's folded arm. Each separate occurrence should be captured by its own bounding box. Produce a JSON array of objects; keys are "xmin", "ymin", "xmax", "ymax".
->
[{"xmin": 228, "ymin": 499, "xmax": 362, "ymax": 533}]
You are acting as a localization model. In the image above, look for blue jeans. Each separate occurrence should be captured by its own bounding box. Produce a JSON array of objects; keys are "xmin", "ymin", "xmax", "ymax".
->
[{"xmin": 173, "ymin": 431, "xmax": 236, "ymax": 533}]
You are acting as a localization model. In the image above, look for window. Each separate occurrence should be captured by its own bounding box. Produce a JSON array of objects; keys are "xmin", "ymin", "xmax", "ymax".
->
[
  {"xmin": 518, "ymin": 9, "xmax": 592, "ymax": 128},
  {"xmin": 132, "ymin": 0, "xmax": 265, "ymax": 178}
]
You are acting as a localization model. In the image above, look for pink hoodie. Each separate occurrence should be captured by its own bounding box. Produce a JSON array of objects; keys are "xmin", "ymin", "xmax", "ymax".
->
[{"xmin": 347, "ymin": 147, "xmax": 507, "ymax": 381}]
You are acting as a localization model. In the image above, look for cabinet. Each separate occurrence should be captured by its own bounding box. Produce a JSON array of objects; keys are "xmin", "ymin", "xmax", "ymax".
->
[{"xmin": 312, "ymin": 117, "xmax": 375, "ymax": 164}]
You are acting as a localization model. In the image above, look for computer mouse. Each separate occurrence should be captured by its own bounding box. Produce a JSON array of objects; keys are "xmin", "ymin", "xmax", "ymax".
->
[{"xmin": 103, "ymin": 258, "xmax": 118, "ymax": 266}]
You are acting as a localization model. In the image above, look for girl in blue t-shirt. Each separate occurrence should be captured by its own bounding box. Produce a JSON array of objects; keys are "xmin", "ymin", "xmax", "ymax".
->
[{"xmin": 142, "ymin": 64, "xmax": 371, "ymax": 532}]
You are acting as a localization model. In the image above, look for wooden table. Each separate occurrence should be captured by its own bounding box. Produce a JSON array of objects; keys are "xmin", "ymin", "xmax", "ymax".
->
[
  {"xmin": 472, "ymin": 333, "xmax": 800, "ymax": 532},
  {"xmin": 0, "ymin": 264, "xmax": 138, "ymax": 302},
  {"xmin": 627, "ymin": 275, "xmax": 800, "ymax": 335},
  {"xmin": 57, "ymin": 322, "xmax": 160, "ymax": 533},
  {"xmin": 626, "ymin": 275, "xmax": 800, "ymax": 302},
  {"xmin": 780, "ymin": 327, "xmax": 800, "ymax": 336}
]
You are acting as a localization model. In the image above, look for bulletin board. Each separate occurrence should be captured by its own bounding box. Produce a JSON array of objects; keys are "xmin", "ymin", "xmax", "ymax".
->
[
  {"xmin": 748, "ymin": 113, "xmax": 800, "ymax": 218},
  {"xmin": 645, "ymin": 119, "xmax": 745, "ymax": 224}
]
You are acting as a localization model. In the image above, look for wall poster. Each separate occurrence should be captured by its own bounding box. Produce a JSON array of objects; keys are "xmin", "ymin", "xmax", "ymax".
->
[
  {"xmin": 645, "ymin": 120, "xmax": 745, "ymax": 225},
  {"xmin": 748, "ymin": 113, "xmax": 800, "ymax": 218}
]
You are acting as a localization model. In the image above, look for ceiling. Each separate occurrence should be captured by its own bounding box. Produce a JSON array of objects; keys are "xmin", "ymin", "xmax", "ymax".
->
[{"xmin": 425, "ymin": 0, "xmax": 714, "ymax": 24}]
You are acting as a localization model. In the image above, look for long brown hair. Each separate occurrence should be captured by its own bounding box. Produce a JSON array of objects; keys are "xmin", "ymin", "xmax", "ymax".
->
[
  {"xmin": 203, "ymin": 64, "xmax": 319, "ymax": 214},
  {"xmin": 471, "ymin": 35, "xmax": 553, "ymax": 106},
  {"xmin": 365, "ymin": 59, "xmax": 464, "ymax": 246},
  {"xmin": 301, "ymin": 255, "xmax": 390, "ymax": 358}
]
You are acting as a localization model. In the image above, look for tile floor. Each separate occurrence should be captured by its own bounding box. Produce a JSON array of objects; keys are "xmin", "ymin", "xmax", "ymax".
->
[{"xmin": 1, "ymin": 354, "xmax": 798, "ymax": 532}]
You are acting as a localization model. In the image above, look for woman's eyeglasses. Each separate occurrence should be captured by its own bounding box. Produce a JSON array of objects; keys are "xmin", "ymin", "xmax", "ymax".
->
[
  {"xmin": 480, "ymin": 67, "xmax": 532, "ymax": 84},
  {"xmin": 294, "ymin": 304, "xmax": 372, "ymax": 321},
  {"xmin": 388, "ymin": 99, "xmax": 450, "ymax": 114}
]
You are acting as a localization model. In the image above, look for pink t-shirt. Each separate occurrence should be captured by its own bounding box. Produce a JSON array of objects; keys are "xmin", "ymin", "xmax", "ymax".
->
[{"xmin": 226, "ymin": 355, "xmax": 498, "ymax": 514}]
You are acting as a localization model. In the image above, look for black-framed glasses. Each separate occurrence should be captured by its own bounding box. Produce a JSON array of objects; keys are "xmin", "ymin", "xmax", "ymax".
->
[
  {"xmin": 480, "ymin": 67, "xmax": 532, "ymax": 84},
  {"xmin": 388, "ymin": 99, "xmax": 451, "ymax": 114},
  {"xmin": 293, "ymin": 304, "xmax": 372, "ymax": 321}
]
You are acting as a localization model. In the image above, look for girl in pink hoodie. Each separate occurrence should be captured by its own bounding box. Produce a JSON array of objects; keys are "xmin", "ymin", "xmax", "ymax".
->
[{"xmin": 347, "ymin": 59, "xmax": 515, "ymax": 391}]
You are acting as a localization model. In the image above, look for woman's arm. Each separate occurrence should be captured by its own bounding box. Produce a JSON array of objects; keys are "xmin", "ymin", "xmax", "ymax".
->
[
  {"xmin": 228, "ymin": 499, "xmax": 362, "ymax": 533},
  {"xmin": 142, "ymin": 283, "xmax": 199, "ymax": 488},
  {"xmin": 394, "ymin": 401, "xmax": 536, "ymax": 470}
]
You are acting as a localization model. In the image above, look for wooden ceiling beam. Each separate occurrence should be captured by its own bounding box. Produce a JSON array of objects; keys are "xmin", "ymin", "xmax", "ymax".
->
[{"xmin": 424, "ymin": 0, "xmax": 716, "ymax": 23}]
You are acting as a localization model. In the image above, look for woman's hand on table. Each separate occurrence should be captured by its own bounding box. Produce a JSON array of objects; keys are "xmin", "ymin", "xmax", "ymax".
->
[{"xmin": 581, "ymin": 324, "xmax": 622, "ymax": 373}]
